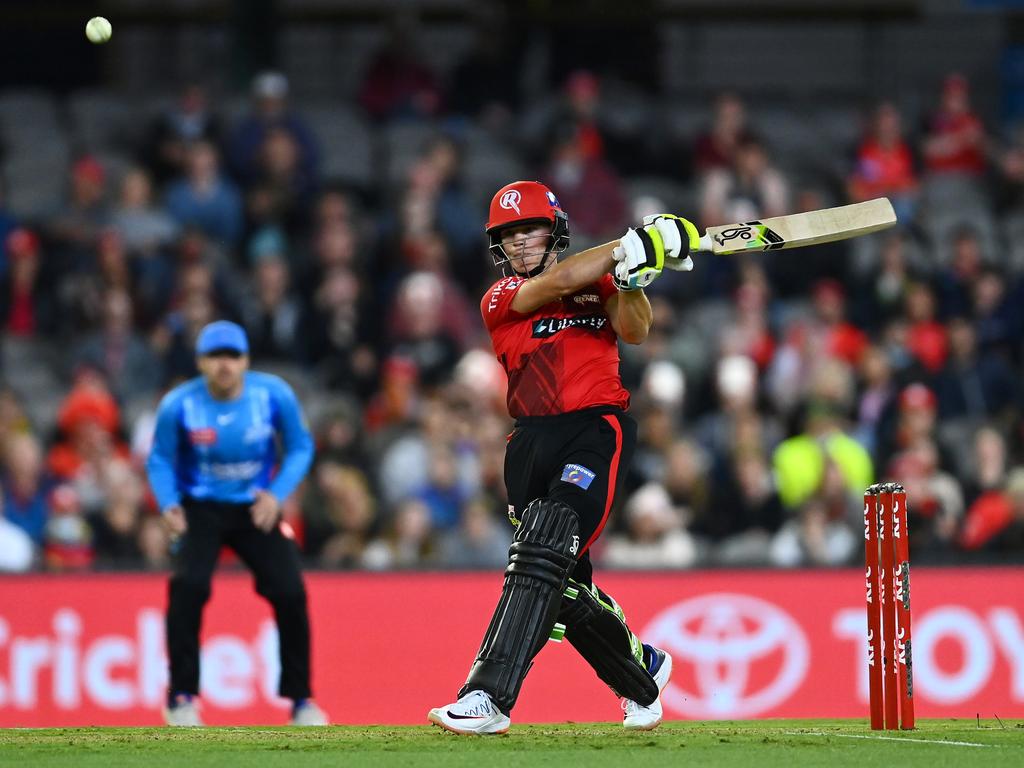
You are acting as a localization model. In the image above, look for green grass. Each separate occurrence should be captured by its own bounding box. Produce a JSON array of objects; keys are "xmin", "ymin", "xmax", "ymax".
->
[{"xmin": 2, "ymin": 720, "xmax": 1022, "ymax": 768}]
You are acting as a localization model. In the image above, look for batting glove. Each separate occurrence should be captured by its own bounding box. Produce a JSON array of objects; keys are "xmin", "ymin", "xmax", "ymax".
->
[
  {"xmin": 642, "ymin": 214, "xmax": 700, "ymax": 272},
  {"xmin": 612, "ymin": 227, "xmax": 664, "ymax": 292}
]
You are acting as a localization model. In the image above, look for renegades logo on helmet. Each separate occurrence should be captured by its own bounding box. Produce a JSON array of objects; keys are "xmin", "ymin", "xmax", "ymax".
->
[{"xmin": 486, "ymin": 181, "xmax": 570, "ymax": 276}]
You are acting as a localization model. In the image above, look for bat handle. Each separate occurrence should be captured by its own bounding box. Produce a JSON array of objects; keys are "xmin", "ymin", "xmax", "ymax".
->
[{"xmin": 696, "ymin": 234, "xmax": 713, "ymax": 253}]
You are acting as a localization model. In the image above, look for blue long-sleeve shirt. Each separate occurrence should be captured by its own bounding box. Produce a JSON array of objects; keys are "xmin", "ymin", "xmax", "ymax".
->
[{"xmin": 146, "ymin": 372, "xmax": 314, "ymax": 511}]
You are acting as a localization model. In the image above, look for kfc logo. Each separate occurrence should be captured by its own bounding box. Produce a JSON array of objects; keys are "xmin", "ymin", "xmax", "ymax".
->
[
  {"xmin": 643, "ymin": 593, "xmax": 809, "ymax": 718},
  {"xmin": 499, "ymin": 190, "xmax": 521, "ymax": 215}
]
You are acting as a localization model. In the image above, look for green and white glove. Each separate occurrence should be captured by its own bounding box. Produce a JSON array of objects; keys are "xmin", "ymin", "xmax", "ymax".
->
[
  {"xmin": 642, "ymin": 213, "xmax": 700, "ymax": 272},
  {"xmin": 612, "ymin": 227, "xmax": 665, "ymax": 292}
]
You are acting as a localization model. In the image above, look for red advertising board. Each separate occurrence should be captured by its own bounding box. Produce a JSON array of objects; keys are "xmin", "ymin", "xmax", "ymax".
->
[{"xmin": 0, "ymin": 568, "xmax": 1021, "ymax": 726}]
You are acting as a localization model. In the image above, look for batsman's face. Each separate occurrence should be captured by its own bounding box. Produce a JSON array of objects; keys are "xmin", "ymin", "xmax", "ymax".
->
[
  {"xmin": 501, "ymin": 224, "xmax": 551, "ymax": 274},
  {"xmin": 198, "ymin": 352, "xmax": 249, "ymax": 397}
]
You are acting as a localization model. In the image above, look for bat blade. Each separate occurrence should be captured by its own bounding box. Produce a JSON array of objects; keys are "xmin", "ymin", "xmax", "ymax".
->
[{"xmin": 702, "ymin": 197, "xmax": 896, "ymax": 256}]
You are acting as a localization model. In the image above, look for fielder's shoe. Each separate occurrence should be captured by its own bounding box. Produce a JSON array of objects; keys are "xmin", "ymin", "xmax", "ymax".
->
[
  {"xmin": 622, "ymin": 644, "xmax": 673, "ymax": 731},
  {"xmin": 290, "ymin": 698, "xmax": 330, "ymax": 726},
  {"xmin": 428, "ymin": 689, "xmax": 510, "ymax": 735},
  {"xmin": 163, "ymin": 693, "xmax": 203, "ymax": 727}
]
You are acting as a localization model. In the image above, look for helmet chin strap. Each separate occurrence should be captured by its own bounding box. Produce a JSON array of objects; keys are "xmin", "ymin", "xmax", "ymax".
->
[{"xmin": 511, "ymin": 250, "xmax": 555, "ymax": 278}]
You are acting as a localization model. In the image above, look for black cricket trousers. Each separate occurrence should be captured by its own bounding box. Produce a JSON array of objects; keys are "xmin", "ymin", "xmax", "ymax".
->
[
  {"xmin": 504, "ymin": 405, "xmax": 638, "ymax": 587},
  {"xmin": 166, "ymin": 498, "xmax": 312, "ymax": 700}
]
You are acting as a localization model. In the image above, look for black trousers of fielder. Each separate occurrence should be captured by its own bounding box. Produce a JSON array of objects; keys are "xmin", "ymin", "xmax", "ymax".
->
[{"xmin": 166, "ymin": 498, "xmax": 312, "ymax": 700}]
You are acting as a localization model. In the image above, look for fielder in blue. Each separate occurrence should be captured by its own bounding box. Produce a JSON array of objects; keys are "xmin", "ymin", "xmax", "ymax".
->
[{"xmin": 146, "ymin": 321, "xmax": 326, "ymax": 726}]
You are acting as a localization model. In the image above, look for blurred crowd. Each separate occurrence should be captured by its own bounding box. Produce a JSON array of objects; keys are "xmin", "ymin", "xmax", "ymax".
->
[{"xmin": 1, "ymin": 34, "xmax": 1023, "ymax": 572}]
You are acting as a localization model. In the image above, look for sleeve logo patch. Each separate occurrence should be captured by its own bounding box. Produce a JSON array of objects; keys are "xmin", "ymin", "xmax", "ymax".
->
[{"xmin": 560, "ymin": 463, "xmax": 596, "ymax": 490}]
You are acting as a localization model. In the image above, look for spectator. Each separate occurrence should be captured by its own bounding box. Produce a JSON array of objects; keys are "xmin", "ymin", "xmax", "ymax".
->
[
  {"xmin": 302, "ymin": 462, "xmax": 378, "ymax": 567},
  {"xmin": 398, "ymin": 136, "xmax": 482, "ymax": 279},
  {"xmin": 73, "ymin": 288, "xmax": 162, "ymax": 401},
  {"xmin": 89, "ymin": 460, "xmax": 144, "ymax": 566},
  {"xmin": 0, "ymin": 228, "xmax": 56, "ymax": 336},
  {"xmin": 47, "ymin": 370, "xmax": 129, "ymax": 483},
  {"xmin": 700, "ymin": 136, "xmax": 789, "ymax": 226},
  {"xmin": 358, "ymin": 14, "xmax": 441, "ymax": 122},
  {"xmin": 413, "ymin": 445, "xmax": 470, "ymax": 530},
  {"xmin": 0, "ymin": 494, "xmax": 34, "ymax": 572},
  {"xmin": 386, "ymin": 271, "xmax": 461, "ymax": 387},
  {"xmin": 693, "ymin": 92, "xmax": 753, "ymax": 175},
  {"xmin": 111, "ymin": 167, "xmax": 179, "ymax": 257},
  {"xmin": 228, "ymin": 71, "xmax": 319, "ymax": 189},
  {"xmin": 142, "ymin": 82, "xmax": 224, "ymax": 184},
  {"xmin": 923, "ymin": 73, "xmax": 988, "ymax": 177},
  {"xmin": 165, "ymin": 141, "xmax": 243, "ymax": 249},
  {"xmin": 935, "ymin": 317, "xmax": 1018, "ymax": 422},
  {"xmin": 2, "ymin": 433, "xmax": 51, "ymax": 546},
  {"xmin": 305, "ymin": 267, "xmax": 377, "ymax": 394},
  {"xmin": 888, "ymin": 438, "xmax": 963, "ymax": 557},
  {"xmin": 362, "ymin": 498, "xmax": 436, "ymax": 569},
  {"xmin": 602, "ymin": 483, "xmax": 697, "ymax": 569},
  {"xmin": 770, "ymin": 460, "xmax": 859, "ymax": 567},
  {"xmin": 853, "ymin": 345, "xmax": 898, "ymax": 455},
  {"xmin": 153, "ymin": 289, "xmax": 216, "ymax": 384},
  {"xmin": 936, "ymin": 227, "xmax": 986, "ymax": 318},
  {"xmin": 542, "ymin": 124, "xmax": 628, "ymax": 244},
  {"xmin": 904, "ymin": 282, "xmax": 947, "ymax": 374},
  {"xmin": 959, "ymin": 466, "xmax": 1024, "ymax": 554},
  {"xmin": 437, "ymin": 497, "xmax": 510, "ymax": 569},
  {"xmin": 47, "ymin": 156, "xmax": 110, "ymax": 264},
  {"xmin": 136, "ymin": 515, "xmax": 170, "ymax": 570},
  {"xmin": 706, "ymin": 451, "xmax": 785, "ymax": 564},
  {"xmin": 773, "ymin": 402, "xmax": 873, "ymax": 511},
  {"xmin": 239, "ymin": 228, "xmax": 304, "ymax": 362},
  {"xmin": 43, "ymin": 483, "xmax": 93, "ymax": 571},
  {"xmin": 245, "ymin": 126, "xmax": 317, "ymax": 236},
  {"xmin": 768, "ymin": 279, "xmax": 867, "ymax": 415},
  {"xmin": 848, "ymin": 102, "xmax": 918, "ymax": 222},
  {"xmin": 961, "ymin": 426, "xmax": 1009, "ymax": 505}
]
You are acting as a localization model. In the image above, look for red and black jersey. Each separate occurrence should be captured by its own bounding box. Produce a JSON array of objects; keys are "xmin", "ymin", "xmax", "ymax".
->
[{"xmin": 480, "ymin": 273, "xmax": 629, "ymax": 418}]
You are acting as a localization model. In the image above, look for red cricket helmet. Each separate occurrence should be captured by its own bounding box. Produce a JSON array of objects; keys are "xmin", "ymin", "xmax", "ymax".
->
[{"xmin": 485, "ymin": 180, "xmax": 569, "ymax": 276}]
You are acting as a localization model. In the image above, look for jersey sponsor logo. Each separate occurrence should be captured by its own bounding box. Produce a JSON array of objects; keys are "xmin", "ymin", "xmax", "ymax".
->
[
  {"xmin": 532, "ymin": 314, "xmax": 607, "ymax": 337},
  {"xmin": 209, "ymin": 461, "xmax": 263, "ymax": 481},
  {"xmin": 188, "ymin": 428, "xmax": 217, "ymax": 446},
  {"xmin": 572, "ymin": 293, "xmax": 600, "ymax": 305},
  {"xmin": 499, "ymin": 189, "xmax": 521, "ymax": 214},
  {"xmin": 487, "ymin": 277, "xmax": 523, "ymax": 312},
  {"xmin": 244, "ymin": 424, "xmax": 274, "ymax": 444},
  {"xmin": 216, "ymin": 413, "xmax": 235, "ymax": 426},
  {"xmin": 561, "ymin": 463, "xmax": 596, "ymax": 490}
]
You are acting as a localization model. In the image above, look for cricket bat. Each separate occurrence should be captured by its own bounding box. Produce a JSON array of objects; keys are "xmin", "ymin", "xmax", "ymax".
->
[{"xmin": 665, "ymin": 197, "xmax": 896, "ymax": 269}]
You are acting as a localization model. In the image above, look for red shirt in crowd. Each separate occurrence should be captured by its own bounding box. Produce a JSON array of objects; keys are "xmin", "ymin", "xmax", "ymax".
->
[
  {"xmin": 850, "ymin": 138, "xmax": 917, "ymax": 200},
  {"xmin": 481, "ymin": 273, "xmax": 629, "ymax": 418}
]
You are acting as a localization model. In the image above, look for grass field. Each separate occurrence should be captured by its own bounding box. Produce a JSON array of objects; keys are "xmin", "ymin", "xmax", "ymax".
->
[{"xmin": 3, "ymin": 720, "xmax": 1022, "ymax": 768}]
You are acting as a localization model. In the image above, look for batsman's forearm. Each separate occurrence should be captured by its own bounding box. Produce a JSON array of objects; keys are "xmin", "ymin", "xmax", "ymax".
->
[
  {"xmin": 615, "ymin": 290, "xmax": 653, "ymax": 344},
  {"xmin": 554, "ymin": 241, "xmax": 619, "ymax": 293}
]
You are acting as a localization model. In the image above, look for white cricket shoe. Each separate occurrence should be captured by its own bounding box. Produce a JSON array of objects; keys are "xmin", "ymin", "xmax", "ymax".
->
[
  {"xmin": 290, "ymin": 699, "xmax": 329, "ymax": 726},
  {"xmin": 163, "ymin": 694, "xmax": 203, "ymax": 727},
  {"xmin": 623, "ymin": 645, "xmax": 673, "ymax": 731},
  {"xmin": 428, "ymin": 689, "xmax": 510, "ymax": 735}
]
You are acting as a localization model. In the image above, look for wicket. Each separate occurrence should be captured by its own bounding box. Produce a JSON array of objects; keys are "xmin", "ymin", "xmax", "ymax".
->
[{"xmin": 863, "ymin": 482, "xmax": 915, "ymax": 730}]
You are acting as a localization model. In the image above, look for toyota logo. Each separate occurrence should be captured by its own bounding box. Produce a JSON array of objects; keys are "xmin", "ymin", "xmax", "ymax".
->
[
  {"xmin": 499, "ymin": 189, "xmax": 521, "ymax": 214},
  {"xmin": 643, "ymin": 593, "xmax": 809, "ymax": 718}
]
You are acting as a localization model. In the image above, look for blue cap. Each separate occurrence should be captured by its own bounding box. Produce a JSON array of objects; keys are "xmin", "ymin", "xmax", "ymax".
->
[{"xmin": 196, "ymin": 321, "xmax": 249, "ymax": 356}]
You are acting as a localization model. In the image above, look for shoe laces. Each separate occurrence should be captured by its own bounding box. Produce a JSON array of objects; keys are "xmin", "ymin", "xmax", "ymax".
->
[
  {"xmin": 458, "ymin": 691, "xmax": 494, "ymax": 717},
  {"xmin": 621, "ymin": 698, "xmax": 643, "ymax": 717}
]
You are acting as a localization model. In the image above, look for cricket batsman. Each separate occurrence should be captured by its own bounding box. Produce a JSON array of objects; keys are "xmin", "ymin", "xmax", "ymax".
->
[{"xmin": 429, "ymin": 181, "xmax": 698, "ymax": 733}]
